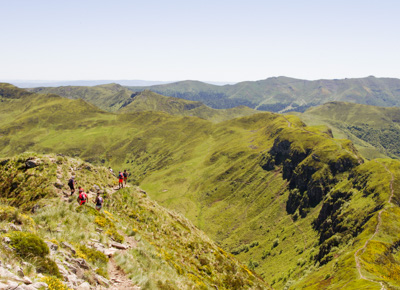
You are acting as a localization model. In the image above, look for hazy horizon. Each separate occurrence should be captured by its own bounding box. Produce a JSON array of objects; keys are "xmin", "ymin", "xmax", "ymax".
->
[{"xmin": 2, "ymin": 0, "xmax": 400, "ymax": 82}]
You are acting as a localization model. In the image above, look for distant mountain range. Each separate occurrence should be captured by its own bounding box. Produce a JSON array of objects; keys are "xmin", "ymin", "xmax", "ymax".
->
[
  {"xmin": 6, "ymin": 79, "xmax": 172, "ymax": 88},
  {"xmin": 29, "ymin": 84, "xmax": 257, "ymax": 122},
  {"xmin": 128, "ymin": 76, "xmax": 400, "ymax": 112},
  {"xmin": 6, "ymin": 79, "xmax": 234, "ymax": 88}
]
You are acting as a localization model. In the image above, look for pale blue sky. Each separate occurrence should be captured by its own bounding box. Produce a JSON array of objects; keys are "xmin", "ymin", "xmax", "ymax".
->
[{"xmin": 1, "ymin": 0, "xmax": 399, "ymax": 82}]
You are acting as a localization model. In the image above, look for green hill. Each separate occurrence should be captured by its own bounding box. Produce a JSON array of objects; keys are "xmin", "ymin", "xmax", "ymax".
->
[
  {"xmin": 28, "ymin": 84, "xmax": 257, "ymax": 122},
  {"xmin": 119, "ymin": 90, "xmax": 256, "ymax": 122},
  {"xmin": 29, "ymin": 83, "xmax": 133, "ymax": 112},
  {"xmin": 294, "ymin": 102, "xmax": 400, "ymax": 159},
  {"xmin": 2, "ymin": 83, "xmax": 400, "ymax": 288},
  {"xmin": 127, "ymin": 76, "xmax": 400, "ymax": 112},
  {"xmin": 0, "ymin": 153, "xmax": 267, "ymax": 289}
]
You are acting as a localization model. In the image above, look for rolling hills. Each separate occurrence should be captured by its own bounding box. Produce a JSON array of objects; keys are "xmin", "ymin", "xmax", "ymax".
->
[
  {"xmin": 2, "ymin": 83, "xmax": 400, "ymax": 288},
  {"xmin": 127, "ymin": 76, "xmax": 400, "ymax": 112},
  {"xmin": 28, "ymin": 84, "xmax": 257, "ymax": 122},
  {"xmin": 294, "ymin": 102, "xmax": 400, "ymax": 160}
]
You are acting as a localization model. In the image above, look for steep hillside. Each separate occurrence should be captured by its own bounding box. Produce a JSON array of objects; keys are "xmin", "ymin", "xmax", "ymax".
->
[
  {"xmin": 2, "ymin": 83, "xmax": 400, "ymax": 288},
  {"xmin": 127, "ymin": 76, "xmax": 400, "ymax": 112},
  {"xmin": 0, "ymin": 153, "xmax": 267, "ymax": 289},
  {"xmin": 28, "ymin": 84, "xmax": 257, "ymax": 122},
  {"xmin": 294, "ymin": 102, "xmax": 400, "ymax": 159}
]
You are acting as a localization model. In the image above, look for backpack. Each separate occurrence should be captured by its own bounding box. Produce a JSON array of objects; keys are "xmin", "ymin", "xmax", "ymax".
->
[
  {"xmin": 97, "ymin": 196, "xmax": 103, "ymax": 205},
  {"xmin": 68, "ymin": 179, "xmax": 74, "ymax": 186},
  {"xmin": 119, "ymin": 173, "xmax": 123, "ymax": 179},
  {"xmin": 123, "ymin": 172, "xmax": 128, "ymax": 178},
  {"xmin": 79, "ymin": 192, "xmax": 87, "ymax": 201}
]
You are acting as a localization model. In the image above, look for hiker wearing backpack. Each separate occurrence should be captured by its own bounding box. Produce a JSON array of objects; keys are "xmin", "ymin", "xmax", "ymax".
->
[
  {"xmin": 118, "ymin": 171, "xmax": 124, "ymax": 189},
  {"xmin": 68, "ymin": 176, "xmax": 76, "ymax": 196},
  {"xmin": 94, "ymin": 191, "xmax": 104, "ymax": 211},
  {"xmin": 77, "ymin": 187, "xmax": 88, "ymax": 205},
  {"xmin": 123, "ymin": 169, "xmax": 129, "ymax": 186}
]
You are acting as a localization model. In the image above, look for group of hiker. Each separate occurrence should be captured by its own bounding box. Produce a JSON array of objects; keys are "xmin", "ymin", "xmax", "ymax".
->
[
  {"xmin": 66, "ymin": 168, "xmax": 129, "ymax": 211},
  {"xmin": 109, "ymin": 168, "xmax": 129, "ymax": 189}
]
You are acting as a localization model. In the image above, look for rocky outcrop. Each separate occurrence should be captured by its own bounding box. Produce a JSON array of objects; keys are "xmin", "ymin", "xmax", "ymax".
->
[
  {"xmin": 261, "ymin": 132, "xmax": 359, "ymax": 217},
  {"xmin": 25, "ymin": 158, "xmax": 40, "ymax": 169}
]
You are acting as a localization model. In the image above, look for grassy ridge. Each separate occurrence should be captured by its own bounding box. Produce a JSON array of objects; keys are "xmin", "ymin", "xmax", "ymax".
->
[
  {"xmin": 0, "ymin": 153, "xmax": 268, "ymax": 289},
  {"xmin": 294, "ymin": 101, "xmax": 400, "ymax": 159},
  {"xmin": 2, "ymin": 84, "xmax": 400, "ymax": 288}
]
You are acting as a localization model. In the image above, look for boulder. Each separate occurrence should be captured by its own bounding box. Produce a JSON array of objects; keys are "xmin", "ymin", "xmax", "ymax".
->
[
  {"xmin": 5, "ymin": 281, "xmax": 19, "ymax": 289},
  {"xmin": 77, "ymin": 282, "xmax": 91, "ymax": 290},
  {"xmin": 94, "ymin": 274, "xmax": 110, "ymax": 287},
  {"xmin": 25, "ymin": 159, "xmax": 39, "ymax": 169},
  {"xmin": 0, "ymin": 265, "xmax": 21, "ymax": 281},
  {"xmin": 55, "ymin": 261, "xmax": 69, "ymax": 278},
  {"xmin": 103, "ymin": 248, "xmax": 118, "ymax": 257},
  {"xmin": 9, "ymin": 223, "xmax": 22, "ymax": 231},
  {"xmin": 67, "ymin": 274, "xmax": 79, "ymax": 286},
  {"xmin": 31, "ymin": 282, "xmax": 48, "ymax": 289},
  {"xmin": 63, "ymin": 261, "xmax": 78, "ymax": 274},
  {"xmin": 45, "ymin": 241, "xmax": 58, "ymax": 251},
  {"xmin": 19, "ymin": 284, "xmax": 37, "ymax": 289},
  {"xmin": 74, "ymin": 258, "xmax": 90, "ymax": 270},
  {"xmin": 22, "ymin": 276, "xmax": 33, "ymax": 284},
  {"xmin": 111, "ymin": 241, "xmax": 129, "ymax": 250},
  {"xmin": 61, "ymin": 242, "xmax": 76, "ymax": 254},
  {"xmin": 3, "ymin": 236, "xmax": 11, "ymax": 243},
  {"xmin": 16, "ymin": 266, "xmax": 24, "ymax": 277}
]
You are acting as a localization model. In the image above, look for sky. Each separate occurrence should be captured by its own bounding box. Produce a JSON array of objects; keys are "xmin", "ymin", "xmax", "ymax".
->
[{"xmin": 1, "ymin": 0, "xmax": 400, "ymax": 82}]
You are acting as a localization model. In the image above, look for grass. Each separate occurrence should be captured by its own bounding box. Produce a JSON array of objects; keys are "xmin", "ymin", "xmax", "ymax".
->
[
  {"xmin": 2, "ymin": 84, "xmax": 400, "ymax": 288},
  {"xmin": 295, "ymin": 101, "xmax": 400, "ymax": 159},
  {"xmin": 0, "ymin": 153, "xmax": 268, "ymax": 289}
]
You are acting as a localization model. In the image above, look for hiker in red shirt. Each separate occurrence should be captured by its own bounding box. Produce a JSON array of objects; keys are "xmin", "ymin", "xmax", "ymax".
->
[
  {"xmin": 77, "ymin": 187, "xmax": 88, "ymax": 205},
  {"xmin": 123, "ymin": 169, "xmax": 129, "ymax": 186},
  {"xmin": 118, "ymin": 171, "xmax": 124, "ymax": 189}
]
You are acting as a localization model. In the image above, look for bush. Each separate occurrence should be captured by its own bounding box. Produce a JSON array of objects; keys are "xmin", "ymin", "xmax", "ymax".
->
[
  {"xmin": 7, "ymin": 231, "xmax": 49, "ymax": 258},
  {"xmin": 262, "ymin": 250, "xmax": 270, "ymax": 259},
  {"xmin": 0, "ymin": 205, "xmax": 35, "ymax": 228},
  {"xmin": 249, "ymin": 241, "xmax": 259, "ymax": 248},
  {"xmin": 272, "ymin": 238, "xmax": 279, "ymax": 249},
  {"xmin": 35, "ymin": 257, "xmax": 61, "ymax": 277},
  {"xmin": 76, "ymin": 244, "xmax": 108, "ymax": 264}
]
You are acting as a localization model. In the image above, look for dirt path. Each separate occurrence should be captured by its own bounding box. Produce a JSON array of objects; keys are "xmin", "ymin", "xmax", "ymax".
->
[
  {"xmin": 52, "ymin": 160, "xmax": 140, "ymax": 289},
  {"xmin": 353, "ymin": 161, "xmax": 395, "ymax": 290},
  {"xmin": 108, "ymin": 257, "xmax": 139, "ymax": 290}
]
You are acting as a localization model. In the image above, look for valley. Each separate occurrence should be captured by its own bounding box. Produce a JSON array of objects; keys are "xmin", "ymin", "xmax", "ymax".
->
[{"xmin": 2, "ymin": 82, "xmax": 400, "ymax": 289}]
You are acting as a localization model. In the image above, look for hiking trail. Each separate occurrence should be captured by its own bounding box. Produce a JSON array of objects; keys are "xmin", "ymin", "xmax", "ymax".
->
[
  {"xmin": 53, "ymin": 160, "xmax": 140, "ymax": 289},
  {"xmin": 353, "ymin": 161, "xmax": 395, "ymax": 290}
]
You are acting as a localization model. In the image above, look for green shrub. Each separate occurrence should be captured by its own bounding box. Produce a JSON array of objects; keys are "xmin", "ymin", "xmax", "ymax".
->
[
  {"xmin": 35, "ymin": 257, "xmax": 61, "ymax": 278},
  {"xmin": 262, "ymin": 250, "xmax": 270, "ymax": 259},
  {"xmin": 7, "ymin": 231, "xmax": 49, "ymax": 258},
  {"xmin": 249, "ymin": 241, "xmax": 259, "ymax": 248},
  {"xmin": 95, "ymin": 267, "xmax": 109, "ymax": 279},
  {"xmin": 272, "ymin": 238, "xmax": 279, "ymax": 249},
  {"xmin": 76, "ymin": 244, "xmax": 108, "ymax": 264}
]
